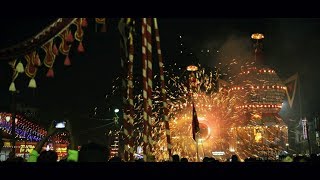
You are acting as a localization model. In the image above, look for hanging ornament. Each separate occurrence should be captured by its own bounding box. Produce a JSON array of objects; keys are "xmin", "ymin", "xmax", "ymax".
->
[
  {"xmin": 25, "ymin": 52, "xmax": 38, "ymax": 78},
  {"xmin": 75, "ymin": 18, "xmax": 84, "ymax": 42},
  {"xmin": 35, "ymin": 53, "xmax": 41, "ymax": 66},
  {"xmin": 16, "ymin": 61, "xmax": 25, "ymax": 73},
  {"xmin": 77, "ymin": 41, "xmax": 84, "ymax": 53},
  {"xmin": 46, "ymin": 68, "xmax": 54, "ymax": 77},
  {"xmin": 59, "ymin": 30, "xmax": 72, "ymax": 55},
  {"xmin": 28, "ymin": 78, "xmax": 37, "ymax": 88},
  {"xmin": 64, "ymin": 55, "xmax": 71, "ymax": 66},
  {"xmin": 53, "ymin": 43, "xmax": 59, "ymax": 55},
  {"xmin": 66, "ymin": 30, "xmax": 74, "ymax": 43},
  {"xmin": 42, "ymin": 40, "xmax": 56, "ymax": 68},
  {"xmin": 9, "ymin": 82, "xmax": 16, "ymax": 92}
]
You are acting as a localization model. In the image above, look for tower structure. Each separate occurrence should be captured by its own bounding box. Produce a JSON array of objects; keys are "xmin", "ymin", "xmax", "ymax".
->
[{"xmin": 229, "ymin": 33, "xmax": 288, "ymax": 160}]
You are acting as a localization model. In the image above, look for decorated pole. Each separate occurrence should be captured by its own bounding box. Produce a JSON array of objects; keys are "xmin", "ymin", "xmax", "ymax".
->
[
  {"xmin": 127, "ymin": 24, "xmax": 135, "ymax": 161},
  {"xmin": 153, "ymin": 18, "xmax": 172, "ymax": 159},
  {"xmin": 146, "ymin": 18, "xmax": 154, "ymax": 159},
  {"xmin": 141, "ymin": 18, "xmax": 150, "ymax": 161}
]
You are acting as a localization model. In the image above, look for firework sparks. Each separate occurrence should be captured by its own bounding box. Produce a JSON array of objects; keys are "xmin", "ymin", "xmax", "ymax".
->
[{"xmin": 108, "ymin": 59, "xmax": 288, "ymax": 162}]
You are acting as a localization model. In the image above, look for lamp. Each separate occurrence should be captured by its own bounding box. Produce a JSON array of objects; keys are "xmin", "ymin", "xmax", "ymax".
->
[{"xmin": 187, "ymin": 64, "xmax": 198, "ymax": 72}]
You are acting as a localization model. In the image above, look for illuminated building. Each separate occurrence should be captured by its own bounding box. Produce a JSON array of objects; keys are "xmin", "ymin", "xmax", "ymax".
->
[{"xmin": 0, "ymin": 112, "xmax": 69, "ymax": 161}]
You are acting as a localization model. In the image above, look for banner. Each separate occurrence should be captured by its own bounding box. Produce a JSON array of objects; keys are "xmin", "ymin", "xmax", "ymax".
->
[
  {"xmin": 15, "ymin": 142, "xmax": 37, "ymax": 154},
  {"xmin": 192, "ymin": 103, "xmax": 200, "ymax": 141},
  {"xmin": 284, "ymin": 73, "xmax": 298, "ymax": 108}
]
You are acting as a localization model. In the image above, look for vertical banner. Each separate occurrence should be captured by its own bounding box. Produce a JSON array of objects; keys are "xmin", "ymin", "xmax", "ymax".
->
[{"xmin": 284, "ymin": 73, "xmax": 298, "ymax": 108}]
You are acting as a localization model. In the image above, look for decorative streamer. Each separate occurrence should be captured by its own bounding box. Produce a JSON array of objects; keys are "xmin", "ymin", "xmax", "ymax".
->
[
  {"xmin": 74, "ymin": 18, "xmax": 85, "ymax": 53},
  {"xmin": 42, "ymin": 40, "xmax": 56, "ymax": 69},
  {"xmin": 25, "ymin": 51, "xmax": 38, "ymax": 88},
  {"xmin": 3, "ymin": 18, "xmax": 87, "ymax": 89},
  {"xmin": 9, "ymin": 60, "xmax": 18, "ymax": 92},
  {"xmin": 59, "ymin": 30, "xmax": 72, "ymax": 55},
  {"xmin": 25, "ymin": 51, "xmax": 38, "ymax": 78}
]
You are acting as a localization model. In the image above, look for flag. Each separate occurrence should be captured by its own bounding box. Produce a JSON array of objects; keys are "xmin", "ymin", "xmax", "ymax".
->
[
  {"xmin": 192, "ymin": 103, "xmax": 200, "ymax": 141},
  {"xmin": 284, "ymin": 73, "xmax": 298, "ymax": 108}
]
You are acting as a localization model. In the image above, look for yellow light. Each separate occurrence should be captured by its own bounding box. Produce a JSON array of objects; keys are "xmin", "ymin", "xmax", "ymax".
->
[
  {"xmin": 251, "ymin": 33, "xmax": 264, "ymax": 40},
  {"xmin": 187, "ymin": 65, "xmax": 198, "ymax": 72}
]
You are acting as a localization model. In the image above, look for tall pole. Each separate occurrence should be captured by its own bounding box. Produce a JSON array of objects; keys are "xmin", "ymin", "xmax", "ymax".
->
[
  {"xmin": 188, "ymin": 66, "xmax": 199, "ymax": 162},
  {"xmin": 153, "ymin": 18, "xmax": 172, "ymax": 160},
  {"xmin": 146, "ymin": 18, "xmax": 154, "ymax": 158},
  {"xmin": 298, "ymin": 73, "xmax": 310, "ymax": 154},
  {"xmin": 127, "ymin": 26, "xmax": 135, "ymax": 161},
  {"xmin": 141, "ymin": 18, "xmax": 149, "ymax": 161}
]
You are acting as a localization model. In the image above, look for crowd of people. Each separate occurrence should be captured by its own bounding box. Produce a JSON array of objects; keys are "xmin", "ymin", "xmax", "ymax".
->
[{"xmin": 1, "ymin": 120, "xmax": 320, "ymax": 163}]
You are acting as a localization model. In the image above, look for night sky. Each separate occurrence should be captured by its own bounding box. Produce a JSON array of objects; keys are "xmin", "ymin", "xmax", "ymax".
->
[{"xmin": 1, "ymin": 18, "xmax": 320, "ymax": 144}]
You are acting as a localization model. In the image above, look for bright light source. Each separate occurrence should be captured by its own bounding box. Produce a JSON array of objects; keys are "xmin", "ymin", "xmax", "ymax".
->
[
  {"xmin": 187, "ymin": 65, "xmax": 198, "ymax": 72},
  {"xmin": 286, "ymin": 143, "xmax": 289, "ymax": 146},
  {"xmin": 114, "ymin": 109, "xmax": 120, "ymax": 113},
  {"xmin": 212, "ymin": 151, "xmax": 225, "ymax": 156},
  {"xmin": 251, "ymin": 33, "xmax": 264, "ymax": 40},
  {"xmin": 5, "ymin": 116, "xmax": 11, "ymax": 122}
]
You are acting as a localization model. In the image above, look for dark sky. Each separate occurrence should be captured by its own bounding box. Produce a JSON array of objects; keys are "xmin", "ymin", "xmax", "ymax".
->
[{"xmin": 1, "ymin": 18, "xmax": 320, "ymax": 144}]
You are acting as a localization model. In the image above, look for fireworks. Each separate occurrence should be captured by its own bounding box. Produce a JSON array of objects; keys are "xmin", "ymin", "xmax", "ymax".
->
[
  {"xmin": 152, "ymin": 63, "xmax": 237, "ymax": 162},
  {"xmin": 109, "ymin": 61, "xmax": 288, "ymax": 162}
]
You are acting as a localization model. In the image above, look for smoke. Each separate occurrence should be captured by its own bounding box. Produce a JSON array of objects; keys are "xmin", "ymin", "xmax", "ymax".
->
[
  {"xmin": 217, "ymin": 34, "xmax": 252, "ymax": 64},
  {"xmin": 206, "ymin": 34, "xmax": 255, "ymax": 78}
]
